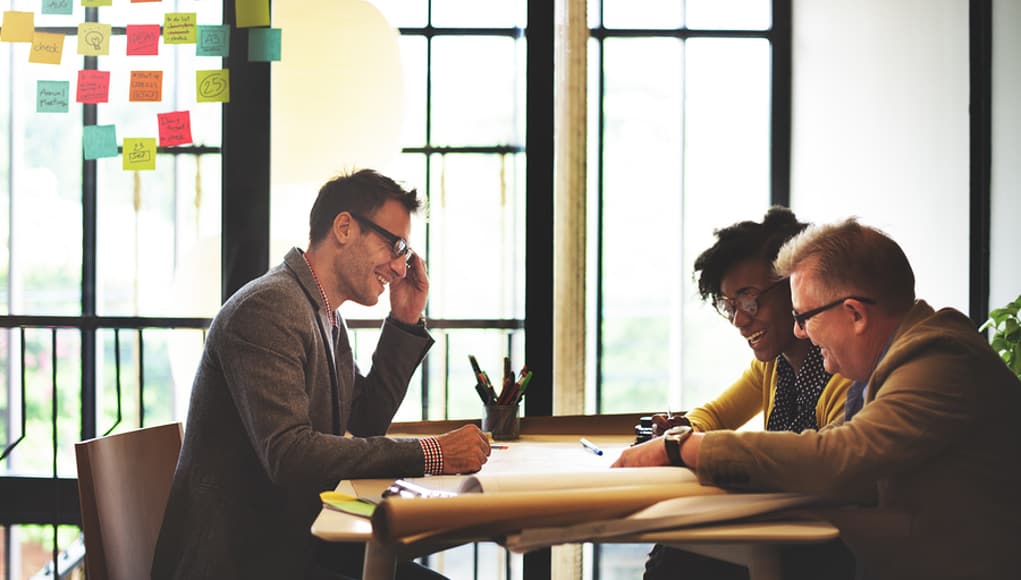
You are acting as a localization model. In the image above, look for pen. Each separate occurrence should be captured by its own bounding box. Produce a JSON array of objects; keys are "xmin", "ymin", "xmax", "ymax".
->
[
  {"xmin": 491, "ymin": 444, "xmax": 509, "ymax": 450},
  {"xmin": 511, "ymin": 370, "xmax": 533, "ymax": 405},
  {"xmin": 579, "ymin": 437, "xmax": 603, "ymax": 456}
]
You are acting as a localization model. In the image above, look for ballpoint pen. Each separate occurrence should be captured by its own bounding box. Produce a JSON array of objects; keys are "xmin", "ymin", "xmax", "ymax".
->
[{"xmin": 579, "ymin": 437, "xmax": 604, "ymax": 456}]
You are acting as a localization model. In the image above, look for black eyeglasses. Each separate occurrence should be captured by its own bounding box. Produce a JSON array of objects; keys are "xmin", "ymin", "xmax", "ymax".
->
[
  {"xmin": 350, "ymin": 213, "xmax": 414, "ymax": 266},
  {"xmin": 713, "ymin": 278, "xmax": 789, "ymax": 322},
  {"xmin": 792, "ymin": 296, "xmax": 876, "ymax": 330}
]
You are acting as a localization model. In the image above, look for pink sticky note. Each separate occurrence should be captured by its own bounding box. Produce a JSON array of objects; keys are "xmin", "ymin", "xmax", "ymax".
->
[
  {"xmin": 126, "ymin": 24, "xmax": 160, "ymax": 56},
  {"xmin": 76, "ymin": 70, "xmax": 110, "ymax": 104},
  {"xmin": 157, "ymin": 111, "xmax": 192, "ymax": 147}
]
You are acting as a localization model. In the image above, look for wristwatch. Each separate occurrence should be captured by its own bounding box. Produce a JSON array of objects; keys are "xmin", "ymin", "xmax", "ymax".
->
[{"xmin": 663, "ymin": 425, "xmax": 694, "ymax": 467}]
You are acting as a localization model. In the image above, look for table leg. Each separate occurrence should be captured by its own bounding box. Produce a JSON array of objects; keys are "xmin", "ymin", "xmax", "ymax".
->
[{"xmin": 362, "ymin": 540, "xmax": 397, "ymax": 580}]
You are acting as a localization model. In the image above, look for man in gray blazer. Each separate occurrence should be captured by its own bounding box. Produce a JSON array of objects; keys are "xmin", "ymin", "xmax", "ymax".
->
[
  {"xmin": 614, "ymin": 218, "xmax": 1021, "ymax": 580},
  {"xmin": 152, "ymin": 169, "xmax": 491, "ymax": 580}
]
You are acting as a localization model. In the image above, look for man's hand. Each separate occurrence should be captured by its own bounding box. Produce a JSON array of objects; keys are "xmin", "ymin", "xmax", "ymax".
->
[
  {"xmin": 611, "ymin": 435, "xmax": 670, "ymax": 468},
  {"xmin": 389, "ymin": 252, "xmax": 430, "ymax": 325},
  {"xmin": 650, "ymin": 412, "xmax": 689, "ymax": 436},
  {"xmin": 434, "ymin": 424, "xmax": 491, "ymax": 474}
]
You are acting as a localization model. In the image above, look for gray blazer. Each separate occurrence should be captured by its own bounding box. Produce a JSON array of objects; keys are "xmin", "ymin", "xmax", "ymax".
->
[{"xmin": 152, "ymin": 247, "xmax": 434, "ymax": 579}]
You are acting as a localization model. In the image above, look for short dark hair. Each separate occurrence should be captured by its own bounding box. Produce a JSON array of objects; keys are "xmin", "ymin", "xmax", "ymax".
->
[
  {"xmin": 308, "ymin": 169, "xmax": 422, "ymax": 246},
  {"xmin": 693, "ymin": 206, "xmax": 809, "ymax": 302}
]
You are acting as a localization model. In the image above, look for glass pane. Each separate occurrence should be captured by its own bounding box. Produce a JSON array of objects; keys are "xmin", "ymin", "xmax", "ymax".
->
[
  {"xmin": 602, "ymin": 0, "xmax": 683, "ymax": 30},
  {"xmin": 425, "ymin": 154, "xmax": 526, "ymax": 320},
  {"xmin": 597, "ymin": 38, "xmax": 683, "ymax": 413},
  {"xmin": 431, "ymin": 0, "xmax": 525, "ymax": 28},
  {"xmin": 3, "ymin": 524, "xmax": 82, "ymax": 580},
  {"xmin": 5, "ymin": 43, "xmax": 83, "ymax": 316},
  {"xmin": 430, "ymin": 36, "xmax": 526, "ymax": 147},
  {"xmin": 373, "ymin": 0, "xmax": 429, "ymax": 28},
  {"xmin": 686, "ymin": 0, "xmax": 771, "ymax": 30},
  {"xmin": 595, "ymin": 543, "xmax": 654, "ymax": 579},
  {"xmin": 400, "ymin": 36, "xmax": 428, "ymax": 148},
  {"xmin": 681, "ymin": 38, "xmax": 770, "ymax": 408}
]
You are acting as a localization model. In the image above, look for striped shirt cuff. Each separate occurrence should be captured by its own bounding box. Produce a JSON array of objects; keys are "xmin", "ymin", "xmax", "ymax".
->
[{"xmin": 419, "ymin": 436, "xmax": 443, "ymax": 475}]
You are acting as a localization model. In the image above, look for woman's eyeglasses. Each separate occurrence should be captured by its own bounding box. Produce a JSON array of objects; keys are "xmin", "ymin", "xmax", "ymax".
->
[{"xmin": 713, "ymin": 278, "xmax": 789, "ymax": 322}]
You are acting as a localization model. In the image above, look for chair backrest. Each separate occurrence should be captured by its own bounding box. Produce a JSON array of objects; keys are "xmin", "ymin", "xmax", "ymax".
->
[{"xmin": 75, "ymin": 422, "xmax": 183, "ymax": 580}]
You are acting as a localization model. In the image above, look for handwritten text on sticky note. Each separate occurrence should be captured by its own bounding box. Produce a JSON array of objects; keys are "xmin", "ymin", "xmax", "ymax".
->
[
  {"xmin": 42, "ymin": 0, "xmax": 74, "ymax": 16},
  {"xmin": 129, "ymin": 70, "xmax": 163, "ymax": 102},
  {"xmin": 123, "ymin": 138, "xmax": 157, "ymax": 171},
  {"xmin": 158, "ymin": 111, "xmax": 192, "ymax": 147},
  {"xmin": 126, "ymin": 24, "xmax": 161, "ymax": 56},
  {"xmin": 37, "ymin": 80, "xmax": 70, "ymax": 113},
  {"xmin": 78, "ymin": 22, "xmax": 111, "ymax": 56},
  {"xmin": 77, "ymin": 70, "xmax": 110, "ymax": 103},
  {"xmin": 196, "ymin": 69, "xmax": 230, "ymax": 103},
  {"xmin": 164, "ymin": 13, "xmax": 197, "ymax": 44},
  {"xmin": 30, "ymin": 32, "xmax": 65, "ymax": 65},
  {"xmin": 197, "ymin": 25, "xmax": 230, "ymax": 57}
]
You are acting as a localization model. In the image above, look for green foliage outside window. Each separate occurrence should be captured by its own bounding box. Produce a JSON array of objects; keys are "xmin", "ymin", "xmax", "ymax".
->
[{"xmin": 981, "ymin": 293, "xmax": 1021, "ymax": 379}]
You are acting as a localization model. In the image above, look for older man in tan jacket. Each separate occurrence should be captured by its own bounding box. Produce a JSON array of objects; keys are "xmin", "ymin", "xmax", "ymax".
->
[{"xmin": 615, "ymin": 218, "xmax": 1021, "ymax": 580}]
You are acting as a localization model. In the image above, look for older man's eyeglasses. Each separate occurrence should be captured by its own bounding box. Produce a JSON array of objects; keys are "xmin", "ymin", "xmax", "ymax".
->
[
  {"xmin": 713, "ymin": 278, "xmax": 789, "ymax": 322},
  {"xmin": 792, "ymin": 296, "xmax": 876, "ymax": 330},
  {"xmin": 351, "ymin": 213, "xmax": 415, "ymax": 267}
]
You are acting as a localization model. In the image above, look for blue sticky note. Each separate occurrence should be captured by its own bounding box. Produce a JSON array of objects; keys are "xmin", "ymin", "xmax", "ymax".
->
[
  {"xmin": 42, "ymin": 0, "xmax": 74, "ymax": 16},
  {"xmin": 37, "ymin": 80, "xmax": 70, "ymax": 113},
  {"xmin": 247, "ymin": 28, "xmax": 281, "ymax": 62},
  {"xmin": 83, "ymin": 125, "xmax": 118, "ymax": 160},
  {"xmin": 197, "ymin": 25, "xmax": 230, "ymax": 57}
]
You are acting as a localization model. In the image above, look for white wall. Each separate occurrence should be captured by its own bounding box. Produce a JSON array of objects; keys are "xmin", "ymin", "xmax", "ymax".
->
[
  {"xmin": 990, "ymin": 0, "xmax": 1021, "ymax": 309},
  {"xmin": 790, "ymin": 0, "xmax": 971, "ymax": 312}
]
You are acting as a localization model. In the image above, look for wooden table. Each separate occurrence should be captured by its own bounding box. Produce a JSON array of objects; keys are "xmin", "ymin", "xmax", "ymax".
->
[{"xmin": 311, "ymin": 415, "xmax": 839, "ymax": 580}]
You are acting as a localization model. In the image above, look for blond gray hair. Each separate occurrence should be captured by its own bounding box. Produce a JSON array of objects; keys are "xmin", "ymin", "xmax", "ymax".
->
[{"xmin": 774, "ymin": 217, "xmax": 915, "ymax": 313}]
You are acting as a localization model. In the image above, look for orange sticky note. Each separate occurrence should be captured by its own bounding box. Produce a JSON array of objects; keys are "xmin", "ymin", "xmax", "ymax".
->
[
  {"xmin": 235, "ymin": 0, "xmax": 269, "ymax": 28},
  {"xmin": 76, "ymin": 69, "xmax": 110, "ymax": 104},
  {"xmin": 126, "ymin": 24, "xmax": 160, "ymax": 56},
  {"xmin": 163, "ymin": 13, "xmax": 197, "ymax": 44},
  {"xmin": 30, "ymin": 32, "xmax": 65, "ymax": 65},
  {"xmin": 157, "ymin": 111, "xmax": 192, "ymax": 146},
  {"xmin": 129, "ymin": 70, "xmax": 163, "ymax": 102},
  {"xmin": 78, "ymin": 22, "xmax": 111, "ymax": 56},
  {"xmin": 1, "ymin": 11, "xmax": 35, "ymax": 43},
  {"xmin": 196, "ymin": 69, "xmax": 230, "ymax": 103},
  {"xmin": 123, "ymin": 138, "xmax": 157, "ymax": 171}
]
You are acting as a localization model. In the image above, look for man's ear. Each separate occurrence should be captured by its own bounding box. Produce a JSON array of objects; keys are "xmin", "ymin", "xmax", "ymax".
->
[
  {"xmin": 331, "ymin": 212, "xmax": 354, "ymax": 245},
  {"xmin": 846, "ymin": 299, "xmax": 870, "ymax": 336}
]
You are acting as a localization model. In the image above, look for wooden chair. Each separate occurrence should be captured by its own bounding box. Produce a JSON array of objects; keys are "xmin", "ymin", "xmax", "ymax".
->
[{"xmin": 74, "ymin": 422, "xmax": 183, "ymax": 580}]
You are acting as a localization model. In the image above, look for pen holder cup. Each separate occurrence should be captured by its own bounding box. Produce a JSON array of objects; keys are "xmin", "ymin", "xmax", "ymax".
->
[{"xmin": 483, "ymin": 404, "xmax": 521, "ymax": 441}]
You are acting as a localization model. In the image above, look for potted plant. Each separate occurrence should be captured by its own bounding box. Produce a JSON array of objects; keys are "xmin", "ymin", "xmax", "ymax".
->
[{"xmin": 980, "ymin": 293, "xmax": 1021, "ymax": 379}]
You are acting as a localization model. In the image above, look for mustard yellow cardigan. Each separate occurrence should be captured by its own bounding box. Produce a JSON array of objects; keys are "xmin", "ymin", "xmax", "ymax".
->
[{"xmin": 684, "ymin": 356, "xmax": 852, "ymax": 431}]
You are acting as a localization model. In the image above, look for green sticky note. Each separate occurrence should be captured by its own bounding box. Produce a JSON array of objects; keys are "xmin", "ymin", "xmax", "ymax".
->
[
  {"xmin": 37, "ymin": 80, "xmax": 70, "ymax": 113},
  {"xmin": 197, "ymin": 25, "xmax": 230, "ymax": 57},
  {"xmin": 247, "ymin": 28, "xmax": 280, "ymax": 62},
  {"xmin": 322, "ymin": 498, "xmax": 376, "ymax": 518},
  {"xmin": 42, "ymin": 0, "xmax": 74, "ymax": 16},
  {"xmin": 83, "ymin": 125, "xmax": 118, "ymax": 160}
]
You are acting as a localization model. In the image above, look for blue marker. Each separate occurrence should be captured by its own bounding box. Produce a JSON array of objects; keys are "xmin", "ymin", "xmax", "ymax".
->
[{"xmin": 579, "ymin": 437, "xmax": 604, "ymax": 456}]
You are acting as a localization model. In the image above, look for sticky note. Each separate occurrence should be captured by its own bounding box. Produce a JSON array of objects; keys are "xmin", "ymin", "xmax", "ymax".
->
[
  {"xmin": 129, "ymin": 70, "xmax": 163, "ymax": 102},
  {"xmin": 77, "ymin": 69, "xmax": 110, "ymax": 103},
  {"xmin": 196, "ymin": 25, "xmax": 230, "ymax": 57},
  {"xmin": 83, "ymin": 125, "xmax": 118, "ymax": 160},
  {"xmin": 1, "ymin": 11, "xmax": 34, "ymax": 43},
  {"xmin": 126, "ymin": 24, "xmax": 160, "ymax": 56},
  {"xmin": 82, "ymin": 0, "xmax": 113, "ymax": 6},
  {"xmin": 131, "ymin": 0, "xmax": 162, "ymax": 3},
  {"xmin": 78, "ymin": 23, "xmax": 111, "ymax": 56},
  {"xmin": 42, "ymin": 0, "xmax": 74, "ymax": 16},
  {"xmin": 37, "ymin": 80, "xmax": 70, "ymax": 113},
  {"xmin": 157, "ymin": 111, "xmax": 192, "ymax": 146},
  {"xmin": 235, "ymin": 0, "xmax": 270, "ymax": 28},
  {"xmin": 247, "ymin": 28, "xmax": 280, "ymax": 62},
  {"xmin": 164, "ymin": 13, "xmax": 197, "ymax": 44},
  {"xmin": 30, "ymin": 33, "xmax": 65, "ymax": 65},
  {"xmin": 196, "ymin": 69, "xmax": 229, "ymax": 103},
  {"xmin": 123, "ymin": 138, "xmax": 157, "ymax": 171}
]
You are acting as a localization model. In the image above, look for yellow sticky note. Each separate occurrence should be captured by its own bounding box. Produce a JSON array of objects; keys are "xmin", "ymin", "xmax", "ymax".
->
[
  {"xmin": 82, "ymin": 0, "xmax": 113, "ymax": 6},
  {"xmin": 1, "ymin": 11, "xmax": 35, "ymax": 43},
  {"xmin": 235, "ymin": 0, "xmax": 269, "ymax": 28},
  {"xmin": 196, "ymin": 69, "xmax": 230, "ymax": 103},
  {"xmin": 122, "ymin": 138, "xmax": 157, "ymax": 171},
  {"xmin": 78, "ymin": 22, "xmax": 111, "ymax": 56},
  {"xmin": 164, "ymin": 12, "xmax": 197, "ymax": 44},
  {"xmin": 30, "ymin": 32, "xmax": 65, "ymax": 65}
]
